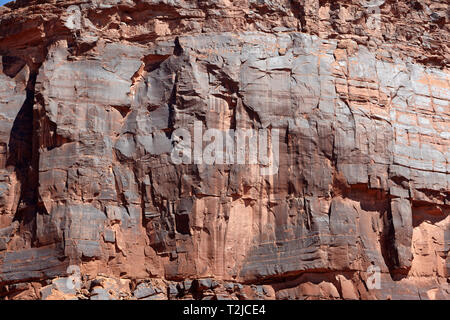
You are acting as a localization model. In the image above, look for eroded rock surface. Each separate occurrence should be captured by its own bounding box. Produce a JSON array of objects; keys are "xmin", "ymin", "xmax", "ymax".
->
[{"xmin": 0, "ymin": 0, "xmax": 448, "ymax": 300}]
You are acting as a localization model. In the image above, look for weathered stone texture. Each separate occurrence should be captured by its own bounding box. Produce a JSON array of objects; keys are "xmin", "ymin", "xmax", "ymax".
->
[{"xmin": 0, "ymin": 0, "xmax": 448, "ymax": 299}]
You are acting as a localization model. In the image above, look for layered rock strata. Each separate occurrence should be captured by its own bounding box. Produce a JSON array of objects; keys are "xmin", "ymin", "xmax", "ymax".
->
[{"xmin": 0, "ymin": 0, "xmax": 448, "ymax": 300}]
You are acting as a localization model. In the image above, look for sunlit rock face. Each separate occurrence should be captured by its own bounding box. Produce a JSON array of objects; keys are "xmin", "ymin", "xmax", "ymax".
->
[{"xmin": 0, "ymin": 0, "xmax": 448, "ymax": 300}]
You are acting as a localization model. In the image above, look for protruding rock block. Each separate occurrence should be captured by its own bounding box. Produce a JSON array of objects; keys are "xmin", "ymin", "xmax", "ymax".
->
[{"xmin": 390, "ymin": 198, "xmax": 413, "ymax": 270}]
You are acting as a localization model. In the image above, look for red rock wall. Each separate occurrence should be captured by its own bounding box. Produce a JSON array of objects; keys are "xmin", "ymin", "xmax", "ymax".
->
[{"xmin": 0, "ymin": 0, "xmax": 448, "ymax": 300}]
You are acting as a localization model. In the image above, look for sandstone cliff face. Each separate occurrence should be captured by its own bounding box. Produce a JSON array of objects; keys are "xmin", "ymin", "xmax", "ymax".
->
[{"xmin": 0, "ymin": 0, "xmax": 448, "ymax": 300}]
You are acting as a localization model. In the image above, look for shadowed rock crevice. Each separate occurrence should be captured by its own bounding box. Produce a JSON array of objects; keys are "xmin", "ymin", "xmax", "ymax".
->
[{"xmin": 6, "ymin": 70, "xmax": 40, "ymax": 241}]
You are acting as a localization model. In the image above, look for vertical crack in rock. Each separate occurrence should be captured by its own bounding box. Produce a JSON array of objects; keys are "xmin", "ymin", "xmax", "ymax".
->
[
  {"xmin": 167, "ymin": 72, "xmax": 179, "ymax": 133},
  {"xmin": 7, "ymin": 70, "xmax": 39, "ymax": 237}
]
